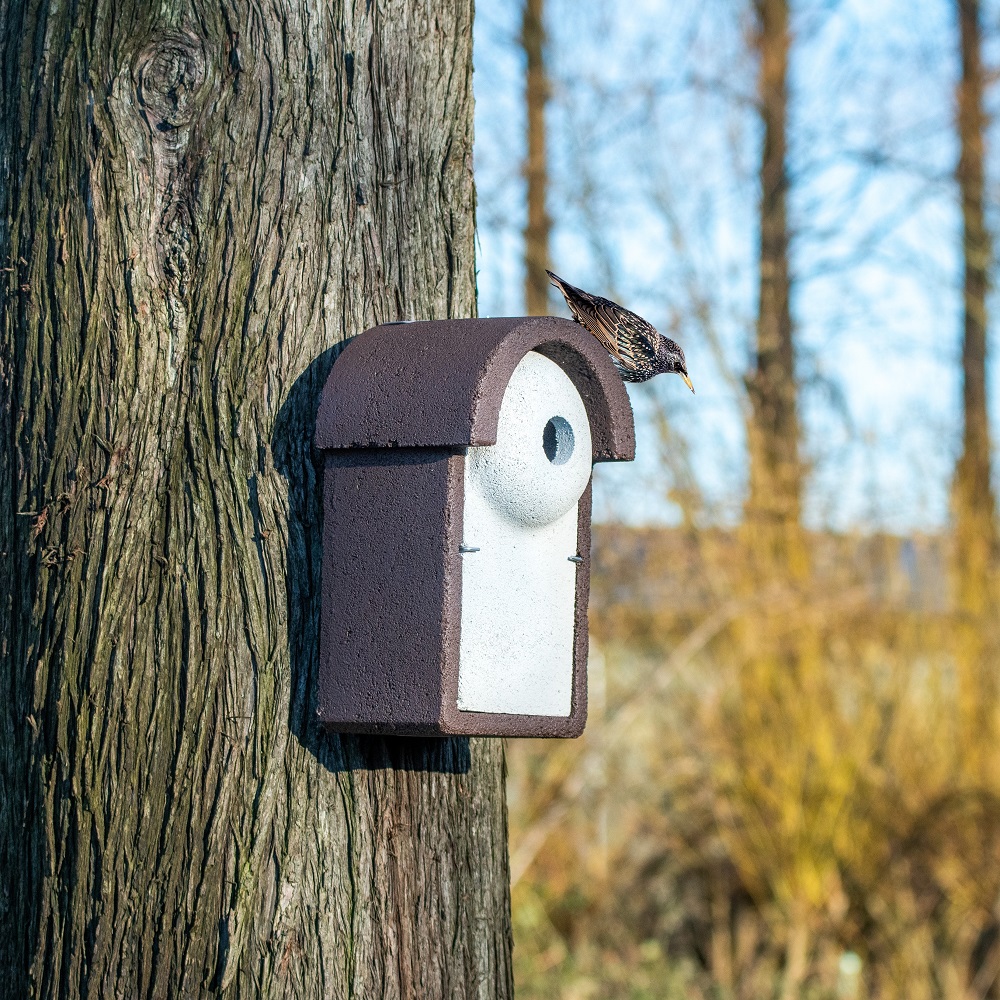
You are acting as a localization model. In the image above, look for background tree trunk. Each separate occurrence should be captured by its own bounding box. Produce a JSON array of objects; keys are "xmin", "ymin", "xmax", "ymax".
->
[
  {"xmin": 522, "ymin": 0, "xmax": 552, "ymax": 315},
  {"xmin": 951, "ymin": 0, "xmax": 998, "ymax": 777},
  {"xmin": 952, "ymin": 0, "xmax": 996, "ymax": 615},
  {"xmin": 0, "ymin": 1, "xmax": 513, "ymax": 997},
  {"xmin": 745, "ymin": 0, "xmax": 804, "ymax": 578}
]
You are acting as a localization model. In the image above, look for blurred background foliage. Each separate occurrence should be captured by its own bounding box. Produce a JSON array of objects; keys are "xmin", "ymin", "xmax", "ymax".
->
[{"xmin": 474, "ymin": 0, "xmax": 1000, "ymax": 996}]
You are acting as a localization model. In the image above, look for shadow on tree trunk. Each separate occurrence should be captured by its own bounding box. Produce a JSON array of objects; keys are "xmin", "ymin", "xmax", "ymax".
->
[{"xmin": 271, "ymin": 343, "xmax": 471, "ymax": 775}]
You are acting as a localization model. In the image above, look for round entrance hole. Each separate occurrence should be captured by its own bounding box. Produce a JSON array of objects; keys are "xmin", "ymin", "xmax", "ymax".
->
[{"xmin": 543, "ymin": 416, "xmax": 575, "ymax": 466}]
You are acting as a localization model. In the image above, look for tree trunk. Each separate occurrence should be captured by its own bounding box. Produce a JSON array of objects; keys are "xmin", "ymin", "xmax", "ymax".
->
[
  {"xmin": 522, "ymin": 0, "xmax": 552, "ymax": 316},
  {"xmin": 0, "ymin": 1, "xmax": 513, "ymax": 997},
  {"xmin": 745, "ymin": 0, "xmax": 804, "ymax": 578},
  {"xmin": 953, "ymin": 0, "xmax": 997, "ymax": 617},
  {"xmin": 951, "ymin": 0, "xmax": 998, "ymax": 780}
]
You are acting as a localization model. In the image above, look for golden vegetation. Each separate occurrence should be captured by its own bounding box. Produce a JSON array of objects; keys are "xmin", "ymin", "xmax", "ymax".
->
[{"xmin": 509, "ymin": 527, "xmax": 1000, "ymax": 999}]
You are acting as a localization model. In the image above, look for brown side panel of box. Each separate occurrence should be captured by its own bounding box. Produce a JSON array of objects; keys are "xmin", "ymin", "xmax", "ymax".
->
[
  {"xmin": 437, "ymin": 480, "xmax": 592, "ymax": 738},
  {"xmin": 317, "ymin": 448, "xmax": 462, "ymax": 734}
]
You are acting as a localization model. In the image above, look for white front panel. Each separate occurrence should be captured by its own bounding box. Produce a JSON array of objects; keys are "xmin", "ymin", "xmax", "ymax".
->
[{"xmin": 458, "ymin": 351, "xmax": 592, "ymax": 716}]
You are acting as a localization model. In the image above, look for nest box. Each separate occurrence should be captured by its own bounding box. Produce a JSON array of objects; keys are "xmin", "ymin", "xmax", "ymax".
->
[{"xmin": 314, "ymin": 317, "xmax": 635, "ymax": 737}]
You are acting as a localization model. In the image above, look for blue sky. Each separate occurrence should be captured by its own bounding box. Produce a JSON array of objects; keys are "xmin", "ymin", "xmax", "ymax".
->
[{"xmin": 473, "ymin": 0, "xmax": 1000, "ymax": 532}]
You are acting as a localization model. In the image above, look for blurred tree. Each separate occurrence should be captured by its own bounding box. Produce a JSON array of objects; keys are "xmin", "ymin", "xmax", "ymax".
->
[
  {"xmin": 952, "ymin": 0, "xmax": 997, "ymax": 618},
  {"xmin": 745, "ymin": 0, "xmax": 805, "ymax": 578},
  {"xmin": 522, "ymin": 0, "xmax": 553, "ymax": 314}
]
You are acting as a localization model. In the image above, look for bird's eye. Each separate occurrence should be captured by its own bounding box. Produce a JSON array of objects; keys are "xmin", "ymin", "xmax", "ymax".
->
[{"xmin": 543, "ymin": 417, "xmax": 574, "ymax": 465}]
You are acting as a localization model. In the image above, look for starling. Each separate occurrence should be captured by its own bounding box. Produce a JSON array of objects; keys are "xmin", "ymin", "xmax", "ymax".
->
[{"xmin": 547, "ymin": 270, "xmax": 694, "ymax": 391}]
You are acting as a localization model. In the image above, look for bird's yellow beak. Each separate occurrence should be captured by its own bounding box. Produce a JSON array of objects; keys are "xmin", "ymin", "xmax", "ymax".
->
[{"xmin": 681, "ymin": 372, "xmax": 695, "ymax": 394}]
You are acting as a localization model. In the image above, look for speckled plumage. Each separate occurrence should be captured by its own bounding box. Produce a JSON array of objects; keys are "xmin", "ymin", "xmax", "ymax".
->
[{"xmin": 547, "ymin": 270, "xmax": 694, "ymax": 391}]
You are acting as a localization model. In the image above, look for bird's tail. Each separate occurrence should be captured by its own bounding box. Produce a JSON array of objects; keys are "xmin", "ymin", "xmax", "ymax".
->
[{"xmin": 547, "ymin": 270, "xmax": 588, "ymax": 303}]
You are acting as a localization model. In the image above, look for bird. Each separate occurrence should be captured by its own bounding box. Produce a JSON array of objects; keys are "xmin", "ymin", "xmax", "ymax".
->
[{"xmin": 546, "ymin": 270, "xmax": 694, "ymax": 392}]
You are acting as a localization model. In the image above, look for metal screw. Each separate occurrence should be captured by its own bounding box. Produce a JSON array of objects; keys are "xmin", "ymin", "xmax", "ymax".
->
[
  {"xmin": 568, "ymin": 555, "xmax": 584, "ymax": 564},
  {"xmin": 459, "ymin": 544, "xmax": 480, "ymax": 554}
]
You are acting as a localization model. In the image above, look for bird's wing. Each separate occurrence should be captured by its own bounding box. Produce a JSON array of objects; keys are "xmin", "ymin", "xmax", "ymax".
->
[
  {"xmin": 589, "ymin": 296, "xmax": 660, "ymax": 369},
  {"xmin": 547, "ymin": 272, "xmax": 626, "ymax": 360},
  {"xmin": 547, "ymin": 271, "xmax": 664, "ymax": 374},
  {"xmin": 573, "ymin": 290, "xmax": 661, "ymax": 371}
]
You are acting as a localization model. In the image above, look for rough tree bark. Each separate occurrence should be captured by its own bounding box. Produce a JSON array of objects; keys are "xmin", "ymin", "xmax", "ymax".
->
[
  {"xmin": 0, "ymin": 1, "xmax": 513, "ymax": 997},
  {"xmin": 952, "ymin": 0, "xmax": 997, "ymax": 617},
  {"xmin": 744, "ymin": 0, "xmax": 804, "ymax": 578},
  {"xmin": 522, "ymin": 0, "xmax": 552, "ymax": 316}
]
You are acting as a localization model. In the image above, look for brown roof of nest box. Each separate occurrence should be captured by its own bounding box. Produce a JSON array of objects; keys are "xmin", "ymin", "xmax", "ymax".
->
[{"xmin": 315, "ymin": 316, "xmax": 636, "ymax": 461}]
